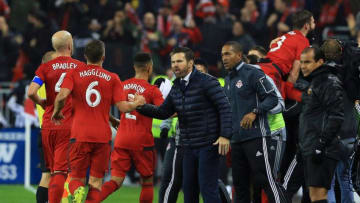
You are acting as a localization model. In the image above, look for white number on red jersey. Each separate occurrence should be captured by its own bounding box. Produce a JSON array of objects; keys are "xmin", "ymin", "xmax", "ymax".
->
[
  {"xmin": 269, "ymin": 35, "xmax": 287, "ymax": 52},
  {"xmin": 125, "ymin": 93, "xmax": 136, "ymax": 120},
  {"xmin": 55, "ymin": 73, "xmax": 66, "ymax": 92},
  {"xmin": 86, "ymin": 81, "xmax": 101, "ymax": 107}
]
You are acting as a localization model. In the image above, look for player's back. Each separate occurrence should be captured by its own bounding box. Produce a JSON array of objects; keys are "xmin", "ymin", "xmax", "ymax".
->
[
  {"xmin": 266, "ymin": 30, "xmax": 309, "ymax": 75},
  {"xmin": 66, "ymin": 64, "xmax": 121, "ymax": 143},
  {"xmin": 115, "ymin": 78, "xmax": 164, "ymax": 150},
  {"xmin": 35, "ymin": 56, "xmax": 84, "ymax": 130}
]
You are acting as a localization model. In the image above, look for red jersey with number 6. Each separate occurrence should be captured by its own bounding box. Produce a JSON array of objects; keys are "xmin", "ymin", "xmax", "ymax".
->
[
  {"xmin": 115, "ymin": 78, "xmax": 164, "ymax": 150},
  {"xmin": 61, "ymin": 64, "xmax": 124, "ymax": 143},
  {"xmin": 266, "ymin": 30, "xmax": 309, "ymax": 75},
  {"xmin": 34, "ymin": 56, "xmax": 84, "ymax": 130}
]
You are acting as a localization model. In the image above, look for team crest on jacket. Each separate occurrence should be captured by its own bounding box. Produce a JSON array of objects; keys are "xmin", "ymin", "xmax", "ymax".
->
[
  {"xmin": 236, "ymin": 80, "xmax": 243, "ymax": 88},
  {"xmin": 307, "ymin": 87, "xmax": 312, "ymax": 95}
]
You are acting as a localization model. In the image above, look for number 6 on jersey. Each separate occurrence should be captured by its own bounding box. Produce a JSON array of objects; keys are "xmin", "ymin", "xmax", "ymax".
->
[{"xmin": 86, "ymin": 81, "xmax": 101, "ymax": 107}]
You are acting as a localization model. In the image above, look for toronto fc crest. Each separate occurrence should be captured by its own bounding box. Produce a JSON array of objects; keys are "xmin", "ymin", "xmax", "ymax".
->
[{"xmin": 236, "ymin": 80, "xmax": 243, "ymax": 88}]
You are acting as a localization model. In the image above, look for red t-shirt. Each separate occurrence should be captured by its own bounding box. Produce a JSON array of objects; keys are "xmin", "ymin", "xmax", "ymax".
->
[
  {"xmin": 34, "ymin": 56, "xmax": 84, "ymax": 130},
  {"xmin": 61, "ymin": 64, "xmax": 124, "ymax": 143},
  {"xmin": 115, "ymin": 78, "xmax": 164, "ymax": 150},
  {"xmin": 266, "ymin": 30, "xmax": 310, "ymax": 75}
]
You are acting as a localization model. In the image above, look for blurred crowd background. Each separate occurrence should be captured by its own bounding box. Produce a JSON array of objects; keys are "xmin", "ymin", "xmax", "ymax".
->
[{"xmin": 0, "ymin": 0, "xmax": 360, "ymax": 128}]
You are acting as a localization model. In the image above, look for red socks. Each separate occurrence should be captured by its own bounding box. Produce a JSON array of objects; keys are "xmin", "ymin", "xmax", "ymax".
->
[
  {"xmin": 48, "ymin": 173, "xmax": 67, "ymax": 203},
  {"xmin": 69, "ymin": 179, "xmax": 85, "ymax": 195},
  {"xmin": 140, "ymin": 182, "xmax": 153, "ymax": 203},
  {"xmin": 100, "ymin": 180, "xmax": 119, "ymax": 201},
  {"xmin": 85, "ymin": 187, "xmax": 101, "ymax": 203}
]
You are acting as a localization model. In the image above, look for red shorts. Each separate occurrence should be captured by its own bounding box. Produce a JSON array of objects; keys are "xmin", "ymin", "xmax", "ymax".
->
[
  {"xmin": 69, "ymin": 141, "xmax": 111, "ymax": 178},
  {"xmin": 111, "ymin": 147, "xmax": 155, "ymax": 178},
  {"xmin": 41, "ymin": 129, "xmax": 70, "ymax": 172}
]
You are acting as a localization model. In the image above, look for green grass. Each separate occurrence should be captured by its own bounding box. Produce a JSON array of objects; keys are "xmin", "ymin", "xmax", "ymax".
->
[{"xmin": 0, "ymin": 184, "xmax": 184, "ymax": 203}]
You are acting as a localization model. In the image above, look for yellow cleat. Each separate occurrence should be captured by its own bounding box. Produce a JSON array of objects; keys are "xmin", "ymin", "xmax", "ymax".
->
[{"xmin": 72, "ymin": 186, "xmax": 85, "ymax": 203}]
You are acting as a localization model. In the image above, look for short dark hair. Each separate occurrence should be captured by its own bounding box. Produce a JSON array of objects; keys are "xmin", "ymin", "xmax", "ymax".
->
[
  {"xmin": 223, "ymin": 41, "xmax": 243, "ymax": 53},
  {"xmin": 133, "ymin": 52, "xmax": 152, "ymax": 69},
  {"xmin": 42, "ymin": 51, "xmax": 55, "ymax": 63},
  {"xmin": 170, "ymin": 47, "xmax": 194, "ymax": 62},
  {"xmin": 302, "ymin": 46, "xmax": 325, "ymax": 62},
  {"xmin": 84, "ymin": 40, "xmax": 105, "ymax": 63},
  {"xmin": 194, "ymin": 58, "xmax": 208, "ymax": 71},
  {"xmin": 292, "ymin": 10, "xmax": 313, "ymax": 30},
  {"xmin": 321, "ymin": 39, "xmax": 342, "ymax": 62},
  {"xmin": 249, "ymin": 45, "xmax": 267, "ymax": 56}
]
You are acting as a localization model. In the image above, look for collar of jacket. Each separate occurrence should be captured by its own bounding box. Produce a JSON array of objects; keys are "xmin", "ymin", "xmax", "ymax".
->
[
  {"xmin": 307, "ymin": 64, "xmax": 332, "ymax": 79},
  {"xmin": 173, "ymin": 66, "xmax": 197, "ymax": 86},
  {"xmin": 229, "ymin": 61, "xmax": 244, "ymax": 77}
]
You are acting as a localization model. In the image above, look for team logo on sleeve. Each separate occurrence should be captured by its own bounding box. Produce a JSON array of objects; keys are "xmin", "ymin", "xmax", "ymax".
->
[{"xmin": 236, "ymin": 80, "xmax": 243, "ymax": 88}]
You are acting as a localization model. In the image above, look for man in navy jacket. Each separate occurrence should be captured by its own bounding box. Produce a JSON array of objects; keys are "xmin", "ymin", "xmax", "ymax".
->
[
  {"xmin": 222, "ymin": 41, "xmax": 289, "ymax": 203},
  {"xmin": 137, "ymin": 47, "xmax": 232, "ymax": 203}
]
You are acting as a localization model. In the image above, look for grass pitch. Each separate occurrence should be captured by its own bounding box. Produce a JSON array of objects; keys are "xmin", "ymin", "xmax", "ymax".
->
[{"xmin": 0, "ymin": 184, "xmax": 184, "ymax": 203}]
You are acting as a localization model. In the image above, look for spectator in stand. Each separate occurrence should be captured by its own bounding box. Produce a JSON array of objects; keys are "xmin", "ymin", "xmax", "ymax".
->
[
  {"xmin": 157, "ymin": 2, "xmax": 173, "ymax": 38},
  {"xmin": 0, "ymin": 0, "xmax": 10, "ymax": 19},
  {"xmin": 160, "ymin": 15, "xmax": 202, "ymax": 66},
  {"xmin": 231, "ymin": 21, "xmax": 256, "ymax": 54},
  {"xmin": 86, "ymin": 0, "xmax": 119, "ymax": 26},
  {"xmin": 198, "ymin": 0, "xmax": 233, "ymax": 73},
  {"xmin": 8, "ymin": 0, "xmax": 38, "ymax": 33},
  {"xmin": 54, "ymin": 0, "xmax": 89, "ymax": 36},
  {"xmin": 22, "ymin": 10, "xmax": 54, "ymax": 80},
  {"xmin": 0, "ymin": 16, "xmax": 19, "ymax": 81},
  {"xmin": 101, "ymin": 9, "xmax": 138, "ymax": 79},
  {"xmin": 102, "ymin": 10, "xmax": 138, "ymax": 45},
  {"xmin": 139, "ymin": 12, "xmax": 166, "ymax": 74},
  {"xmin": 267, "ymin": 0, "xmax": 293, "ymax": 38},
  {"xmin": 240, "ymin": 0, "xmax": 268, "ymax": 47},
  {"xmin": 317, "ymin": 0, "xmax": 353, "ymax": 30}
]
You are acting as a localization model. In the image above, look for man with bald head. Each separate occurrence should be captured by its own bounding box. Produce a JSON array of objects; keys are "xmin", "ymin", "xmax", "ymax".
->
[{"xmin": 28, "ymin": 30, "xmax": 84, "ymax": 203}]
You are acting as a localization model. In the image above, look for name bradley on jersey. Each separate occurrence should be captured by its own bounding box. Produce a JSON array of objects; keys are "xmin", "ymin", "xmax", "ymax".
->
[
  {"xmin": 79, "ymin": 69, "xmax": 111, "ymax": 81},
  {"xmin": 123, "ymin": 83, "xmax": 145, "ymax": 93},
  {"xmin": 52, "ymin": 63, "xmax": 77, "ymax": 70}
]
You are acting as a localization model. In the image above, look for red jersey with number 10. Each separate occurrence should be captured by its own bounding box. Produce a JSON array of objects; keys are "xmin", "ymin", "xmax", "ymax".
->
[
  {"xmin": 61, "ymin": 64, "xmax": 124, "ymax": 143},
  {"xmin": 266, "ymin": 30, "xmax": 310, "ymax": 75},
  {"xmin": 115, "ymin": 78, "xmax": 164, "ymax": 150},
  {"xmin": 34, "ymin": 56, "xmax": 84, "ymax": 130}
]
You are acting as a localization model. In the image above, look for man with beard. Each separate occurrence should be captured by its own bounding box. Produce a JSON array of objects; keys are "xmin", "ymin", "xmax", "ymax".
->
[{"xmin": 137, "ymin": 47, "xmax": 232, "ymax": 203}]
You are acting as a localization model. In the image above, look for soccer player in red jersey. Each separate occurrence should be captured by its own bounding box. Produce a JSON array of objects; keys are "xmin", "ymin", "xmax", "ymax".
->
[
  {"xmin": 100, "ymin": 52, "xmax": 164, "ymax": 203},
  {"xmin": 27, "ymin": 30, "xmax": 85, "ymax": 203},
  {"xmin": 266, "ymin": 10, "xmax": 315, "ymax": 83},
  {"xmin": 52, "ymin": 40, "xmax": 145, "ymax": 203}
]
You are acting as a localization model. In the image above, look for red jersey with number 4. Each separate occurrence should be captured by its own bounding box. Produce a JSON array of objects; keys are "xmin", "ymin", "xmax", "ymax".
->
[
  {"xmin": 266, "ymin": 30, "xmax": 310, "ymax": 75},
  {"xmin": 34, "ymin": 56, "xmax": 84, "ymax": 130},
  {"xmin": 61, "ymin": 64, "xmax": 124, "ymax": 143},
  {"xmin": 115, "ymin": 78, "xmax": 164, "ymax": 150}
]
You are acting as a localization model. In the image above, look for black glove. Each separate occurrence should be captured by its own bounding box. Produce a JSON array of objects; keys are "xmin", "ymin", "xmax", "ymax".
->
[
  {"xmin": 311, "ymin": 139, "xmax": 326, "ymax": 164},
  {"xmin": 160, "ymin": 128, "xmax": 169, "ymax": 139}
]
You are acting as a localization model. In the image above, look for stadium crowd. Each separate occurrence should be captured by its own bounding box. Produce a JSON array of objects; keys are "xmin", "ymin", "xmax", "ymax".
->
[{"xmin": 1, "ymin": 0, "xmax": 360, "ymax": 203}]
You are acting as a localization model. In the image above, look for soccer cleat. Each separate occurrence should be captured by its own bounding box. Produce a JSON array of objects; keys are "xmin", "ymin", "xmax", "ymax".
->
[{"xmin": 72, "ymin": 186, "xmax": 85, "ymax": 203}]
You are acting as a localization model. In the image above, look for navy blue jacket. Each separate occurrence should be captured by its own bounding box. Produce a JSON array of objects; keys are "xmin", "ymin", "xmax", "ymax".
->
[
  {"xmin": 225, "ymin": 62, "xmax": 278, "ymax": 143},
  {"xmin": 137, "ymin": 68, "xmax": 232, "ymax": 148}
]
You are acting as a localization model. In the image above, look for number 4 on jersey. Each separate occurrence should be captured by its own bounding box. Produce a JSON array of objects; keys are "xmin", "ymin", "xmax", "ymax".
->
[{"xmin": 55, "ymin": 73, "xmax": 66, "ymax": 92}]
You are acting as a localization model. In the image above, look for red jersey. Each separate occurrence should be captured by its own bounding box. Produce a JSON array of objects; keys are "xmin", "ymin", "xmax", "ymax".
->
[
  {"xmin": 34, "ymin": 56, "xmax": 84, "ymax": 130},
  {"xmin": 115, "ymin": 78, "xmax": 164, "ymax": 150},
  {"xmin": 61, "ymin": 64, "xmax": 124, "ymax": 143},
  {"xmin": 266, "ymin": 30, "xmax": 310, "ymax": 75}
]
